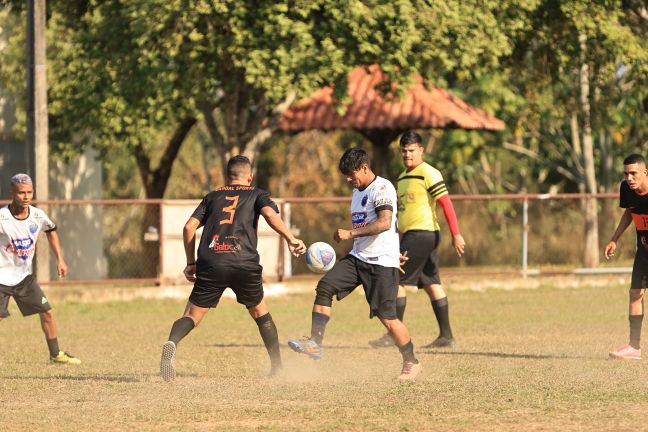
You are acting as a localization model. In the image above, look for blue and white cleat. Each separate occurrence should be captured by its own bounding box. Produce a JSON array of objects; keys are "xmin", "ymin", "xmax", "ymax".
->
[{"xmin": 287, "ymin": 338, "xmax": 322, "ymax": 360}]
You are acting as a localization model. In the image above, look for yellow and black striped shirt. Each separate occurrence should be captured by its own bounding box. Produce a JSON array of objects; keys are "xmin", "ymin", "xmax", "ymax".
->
[{"xmin": 396, "ymin": 162, "xmax": 447, "ymax": 232}]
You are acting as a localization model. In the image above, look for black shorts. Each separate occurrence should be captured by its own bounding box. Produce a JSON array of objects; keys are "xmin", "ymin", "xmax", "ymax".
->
[
  {"xmin": 189, "ymin": 264, "xmax": 264, "ymax": 309},
  {"xmin": 0, "ymin": 275, "xmax": 52, "ymax": 318},
  {"xmin": 631, "ymin": 251, "xmax": 648, "ymax": 289},
  {"xmin": 317, "ymin": 254, "xmax": 399, "ymax": 319},
  {"xmin": 399, "ymin": 230, "xmax": 441, "ymax": 287}
]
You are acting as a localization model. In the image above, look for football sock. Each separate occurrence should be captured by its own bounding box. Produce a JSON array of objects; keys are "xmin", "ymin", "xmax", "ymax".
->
[
  {"xmin": 168, "ymin": 316, "xmax": 195, "ymax": 345},
  {"xmin": 255, "ymin": 313, "xmax": 282, "ymax": 367},
  {"xmin": 46, "ymin": 338, "xmax": 60, "ymax": 357},
  {"xmin": 398, "ymin": 340, "xmax": 418, "ymax": 363},
  {"xmin": 310, "ymin": 311, "xmax": 330, "ymax": 345},
  {"xmin": 432, "ymin": 297, "xmax": 453, "ymax": 339},
  {"xmin": 396, "ymin": 297, "xmax": 407, "ymax": 322},
  {"xmin": 629, "ymin": 314, "xmax": 643, "ymax": 349}
]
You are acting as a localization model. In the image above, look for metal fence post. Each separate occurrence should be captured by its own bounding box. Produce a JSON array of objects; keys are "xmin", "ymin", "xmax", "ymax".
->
[{"xmin": 522, "ymin": 197, "xmax": 529, "ymax": 278}]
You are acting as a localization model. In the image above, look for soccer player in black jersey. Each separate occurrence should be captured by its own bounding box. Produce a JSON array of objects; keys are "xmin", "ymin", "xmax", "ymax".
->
[
  {"xmin": 606, "ymin": 154, "xmax": 648, "ymax": 360},
  {"xmin": 160, "ymin": 156, "xmax": 306, "ymax": 381}
]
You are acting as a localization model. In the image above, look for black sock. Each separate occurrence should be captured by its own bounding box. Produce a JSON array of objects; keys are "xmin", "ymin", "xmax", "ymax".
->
[
  {"xmin": 168, "ymin": 316, "xmax": 195, "ymax": 345},
  {"xmin": 310, "ymin": 311, "xmax": 330, "ymax": 345},
  {"xmin": 396, "ymin": 297, "xmax": 407, "ymax": 322},
  {"xmin": 255, "ymin": 313, "xmax": 281, "ymax": 368},
  {"xmin": 398, "ymin": 340, "xmax": 418, "ymax": 363},
  {"xmin": 432, "ymin": 297, "xmax": 453, "ymax": 339},
  {"xmin": 629, "ymin": 314, "xmax": 643, "ymax": 349},
  {"xmin": 46, "ymin": 338, "xmax": 60, "ymax": 357}
]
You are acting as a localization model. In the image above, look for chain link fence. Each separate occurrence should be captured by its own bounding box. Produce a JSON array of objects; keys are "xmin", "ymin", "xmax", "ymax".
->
[{"xmin": 1, "ymin": 194, "xmax": 635, "ymax": 284}]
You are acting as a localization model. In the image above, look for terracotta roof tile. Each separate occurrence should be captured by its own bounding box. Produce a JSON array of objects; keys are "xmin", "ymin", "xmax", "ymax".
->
[{"xmin": 280, "ymin": 65, "xmax": 505, "ymax": 132}]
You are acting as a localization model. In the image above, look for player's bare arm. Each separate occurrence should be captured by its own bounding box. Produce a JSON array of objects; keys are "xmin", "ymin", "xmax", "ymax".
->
[
  {"xmin": 605, "ymin": 208, "xmax": 633, "ymax": 259},
  {"xmin": 182, "ymin": 216, "xmax": 202, "ymax": 282},
  {"xmin": 260, "ymin": 206, "xmax": 306, "ymax": 256},
  {"xmin": 45, "ymin": 230, "xmax": 68, "ymax": 277},
  {"xmin": 335, "ymin": 208, "xmax": 393, "ymax": 242}
]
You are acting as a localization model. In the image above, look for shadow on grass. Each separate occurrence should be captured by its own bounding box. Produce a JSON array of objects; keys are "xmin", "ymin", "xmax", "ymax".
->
[
  {"xmin": 425, "ymin": 350, "xmax": 591, "ymax": 360},
  {"xmin": 204, "ymin": 343, "xmax": 593, "ymax": 360},
  {"xmin": 1, "ymin": 372, "xmax": 199, "ymax": 382}
]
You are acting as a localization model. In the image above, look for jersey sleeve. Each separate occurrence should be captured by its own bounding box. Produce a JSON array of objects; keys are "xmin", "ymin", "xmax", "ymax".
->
[
  {"xmin": 619, "ymin": 181, "xmax": 629, "ymax": 208},
  {"xmin": 36, "ymin": 208, "xmax": 57, "ymax": 232},
  {"xmin": 255, "ymin": 190, "xmax": 279, "ymax": 214},
  {"xmin": 425, "ymin": 166, "xmax": 448, "ymax": 200},
  {"xmin": 373, "ymin": 181, "xmax": 395, "ymax": 213},
  {"xmin": 191, "ymin": 194, "xmax": 210, "ymax": 223}
]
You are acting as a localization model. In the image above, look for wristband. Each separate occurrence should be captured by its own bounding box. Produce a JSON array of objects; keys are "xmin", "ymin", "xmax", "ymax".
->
[{"xmin": 186, "ymin": 262, "xmax": 196, "ymax": 266}]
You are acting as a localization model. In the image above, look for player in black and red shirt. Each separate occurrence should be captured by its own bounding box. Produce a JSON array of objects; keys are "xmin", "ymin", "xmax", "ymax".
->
[
  {"xmin": 160, "ymin": 156, "xmax": 306, "ymax": 380},
  {"xmin": 605, "ymin": 154, "xmax": 648, "ymax": 360}
]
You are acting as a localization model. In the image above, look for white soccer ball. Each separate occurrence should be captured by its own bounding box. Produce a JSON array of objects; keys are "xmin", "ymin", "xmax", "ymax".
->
[{"xmin": 305, "ymin": 242, "xmax": 336, "ymax": 274}]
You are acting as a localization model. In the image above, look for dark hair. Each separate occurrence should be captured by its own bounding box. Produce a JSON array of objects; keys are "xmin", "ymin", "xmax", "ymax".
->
[
  {"xmin": 339, "ymin": 148, "xmax": 370, "ymax": 174},
  {"xmin": 399, "ymin": 130, "xmax": 422, "ymax": 146},
  {"xmin": 624, "ymin": 154, "xmax": 645, "ymax": 166},
  {"xmin": 227, "ymin": 155, "xmax": 252, "ymax": 179}
]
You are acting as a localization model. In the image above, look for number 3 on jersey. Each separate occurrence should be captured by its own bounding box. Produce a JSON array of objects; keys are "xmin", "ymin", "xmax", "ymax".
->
[{"xmin": 220, "ymin": 196, "xmax": 239, "ymax": 224}]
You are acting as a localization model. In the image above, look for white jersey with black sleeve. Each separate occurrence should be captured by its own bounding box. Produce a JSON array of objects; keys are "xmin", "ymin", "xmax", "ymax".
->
[
  {"xmin": 0, "ymin": 205, "xmax": 57, "ymax": 286},
  {"xmin": 349, "ymin": 176, "xmax": 400, "ymax": 268}
]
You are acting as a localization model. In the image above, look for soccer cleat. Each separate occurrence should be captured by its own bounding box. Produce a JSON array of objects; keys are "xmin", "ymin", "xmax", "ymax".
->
[
  {"xmin": 368, "ymin": 333, "xmax": 394, "ymax": 348},
  {"xmin": 50, "ymin": 351, "xmax": 81, "ymax": 365},
  {"xmin": 609, "ymin": 344, "xmax": 641, "ymax": 360},
  {"xmin": 422, "ymin": 336, "xmax": 456, "ymax": 349},
  {"xmin": 287, "ymin": 338, "xmax": 322, "ymax": 360},
  {"xmin": 398, "ymin": 360, "xmax": 422, "ymax": 380},
  {"xmin": 160, "ymin": 341, "xmax": 177, "ymax": 381}
]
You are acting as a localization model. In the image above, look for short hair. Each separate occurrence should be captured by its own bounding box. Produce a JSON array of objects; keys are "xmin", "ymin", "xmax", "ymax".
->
[
  {"xmin": 226, "ymin": 155, "xmax": 252, "ymax": 179},
  {"xmin": 11, "ymin": 174, "xmax": 33, "ymax": 188},
  {"xmin": 339, "ymin": 148, "xmax": 370, "ymax": 174},
  {"xmin": 399, "ymin": 130, "xmax": 423, "ymax": 147},
  {"xmin": 624, "ymin": 154, "xmax": 645, "ymax": 166}
]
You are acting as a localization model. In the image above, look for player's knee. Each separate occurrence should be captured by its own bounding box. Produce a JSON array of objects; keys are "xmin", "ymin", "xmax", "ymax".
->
[
  {"xmin": 40, "ymin": 309, "xmax": 54, "ymax": 320},
  {"xmin": 314, "ymin": 281, "xmax": 335, "ymax": 307},
  {"xmin": 630, "ymin": 289, "xmax": 645, "ymax": 301}
]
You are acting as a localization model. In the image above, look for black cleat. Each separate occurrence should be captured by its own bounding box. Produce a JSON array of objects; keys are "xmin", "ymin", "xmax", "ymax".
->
[{"xmin": 423, "ymin": 336, "xmax": 456, "ymax": 349}]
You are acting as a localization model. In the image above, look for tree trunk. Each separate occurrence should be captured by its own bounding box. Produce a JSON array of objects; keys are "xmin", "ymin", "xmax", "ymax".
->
[
  {"xmin": 579, "ymin": 34, "xmax": 599, "ymax": 268},
  {"xmin": 132, "ymin": 116, "xmax": 197, "ymax": 277}
]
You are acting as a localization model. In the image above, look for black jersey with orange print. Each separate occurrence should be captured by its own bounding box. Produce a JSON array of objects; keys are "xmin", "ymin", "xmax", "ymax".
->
[
  {"xmin": 620, "ymin": 180, "xmax": 648, "ymax": 254},
  {"xmin": 192, "ymin": 185, "xmax": 279, "ymax": 269}
]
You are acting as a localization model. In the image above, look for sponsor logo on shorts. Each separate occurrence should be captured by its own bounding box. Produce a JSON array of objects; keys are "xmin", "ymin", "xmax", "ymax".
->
[{"xmin": 41, "ymin": 296, "xmax": 48, "ymax": 304}]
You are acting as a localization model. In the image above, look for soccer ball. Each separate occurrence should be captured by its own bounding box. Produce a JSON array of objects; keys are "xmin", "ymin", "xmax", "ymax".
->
[{"xmin": 305, "ymin": 242, "xmax": 336, "ymax": 274}]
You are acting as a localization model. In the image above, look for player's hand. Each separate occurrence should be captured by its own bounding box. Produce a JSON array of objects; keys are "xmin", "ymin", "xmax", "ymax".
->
[
  {"xmin": 57, "ymin": 260, "xmax": 69, "ymax": 278},
  {"xmin": 453, "ymin": 234, "xmax": 466, "ymax": 257},
  {"xmin": 399, "ymin": 252, "xmax": 409, "ymax": 274},
  {"xmin": 604, "ymin": 241, "xmax": 617, "ymax": 260},
  {"xmin": 184, "ymin": 264, "xmax": 197, "ymax": 282},
  {"xmin": 334, "ymin": 229, "xmax": 352, "ymax": 243},
  {"xmin": 288, "ymin": 238, "xmax": 306, "ymax": 256}
]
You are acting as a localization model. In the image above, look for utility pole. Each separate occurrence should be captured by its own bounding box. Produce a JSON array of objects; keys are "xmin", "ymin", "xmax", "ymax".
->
[{"xmin": 27, "ymin": 0, "xmax": 50, "ymax": 282}]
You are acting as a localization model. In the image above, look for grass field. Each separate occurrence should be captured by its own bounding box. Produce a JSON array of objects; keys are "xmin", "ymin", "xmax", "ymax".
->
[{"xmin": 0, "ymin": 282, "xmax": 646, "ymax": 431}]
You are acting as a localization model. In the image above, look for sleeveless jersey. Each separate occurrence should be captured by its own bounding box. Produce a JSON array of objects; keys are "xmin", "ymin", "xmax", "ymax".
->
[
  {"xmin": 0, "ymin": 205, "xmax": 57, "ymax": 286},
  {"xmin": 396, "ymin": 162, "xmax": 448, "ymax": 232},
  {"xmin": 349, "ymin": 176, "xmax": 400, "ymax": 268},
  {"xmin": 192, "ymin": 185, "xmax": 279, "ymax": 269},
  {"xmin": 620, "ymin": 180, "xmax": 648, "ymax": 254}
]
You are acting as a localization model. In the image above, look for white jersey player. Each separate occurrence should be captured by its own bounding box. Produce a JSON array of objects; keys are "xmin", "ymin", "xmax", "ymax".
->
[
  {"xmin": 0, "ymin": 174, "xmax": 80, "ymax": 364},
  {"xmin": 288, "ymin": 148, "xmax": 422, "ymax": 380}
]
